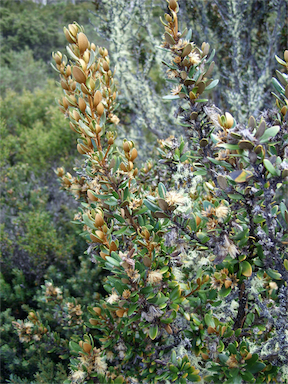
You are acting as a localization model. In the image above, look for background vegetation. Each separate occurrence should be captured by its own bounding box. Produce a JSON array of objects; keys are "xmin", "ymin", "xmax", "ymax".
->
[{"xmin": 0, "ymin": 0, "xmax": 287, "ymax": 383}]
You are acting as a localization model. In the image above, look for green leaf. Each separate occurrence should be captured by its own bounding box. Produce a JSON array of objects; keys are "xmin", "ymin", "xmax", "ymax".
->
[
  {"xmin": 171, "ymin": 350, "xmax": 177, "ymax": 365},
  {"xmin": 259, "ymin": 126, "xmax": 280, "ymax": 143},
  {"xmin": 230, "ymin": 170, "xmax": 253, "ymax": 183},
  {"xmin": 128, "ymin": 303, "xmax": 138, "ymax": 316},
  {"xmin": 105, "ymin": 256, "xmax": 120, "ymax": 267},
  {"xmin": 241, "ymin": 261, "xmax": 252, "ymax": 277},
  {"xmin": 247, "ymin": 362, "xmax": 266, "ymax": 374},
  {"xmin": 163, "ymin": 94, "xmax": 180, "ymax": 100},
  {"xmin": 272, "ymin": 77, "xmax": 285, "ymax": 95},
  {"xmin": 228, "ymin": 343, "xmax": 237, "ymax": 354},
  {"xmin": 205, "ymin": 79, "xmax": 219, "ymax": 91},
  {"xmin": 263, "ymin": 159, "xmax": 279, "ymax": 176},
  {"xmin": 114, "ymin": 376, "xmax": 125, "ymax": 384},
  {"xmin": 143, "ymin": 199, "xmax": 159, "ymax": 212},
  {"xmin": 69, "ymin": 341, "xmax": 83, "ymax": 354},
  {"xmin": 266, "ymin": 268, "xmax": 282, "ymax": 280},
  {"xmin": 158, "ymin": 182, "xmax": 167, "ymax": 199},
  {"xmin": 149, "ymin": 325, "xmax": 158, "ymax": 340},
  {"xmin": 206, "ymin": 48, "xmax": 216, "ymax": 64},
  {"xmin": 82, "ymin": 213, "xmax": 95, "ymax": 229}
]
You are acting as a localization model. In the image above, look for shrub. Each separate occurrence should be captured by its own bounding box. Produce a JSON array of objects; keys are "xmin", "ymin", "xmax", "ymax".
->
[{"xmin": 11, "ymin": 0, "xmax": 288, "ymax": 383}]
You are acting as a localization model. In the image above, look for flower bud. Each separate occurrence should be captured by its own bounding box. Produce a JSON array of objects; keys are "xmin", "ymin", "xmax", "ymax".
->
[
  {"xmin": 73, "ymin": 110, "xmax": 80, "ymax": 121},
  {"xmin": 94, "ymin": 90, "xmax": 102, "ymax": 107},
  {"xmin": 123, "ymin": 141, "xmax": 131, "ymax": 152},
  {"xmin": 96, "ymin": 102, "xmax": 105, "ymax": 116},
  {"xmin": 68, "ymin": 23, "xmax": 78, "ymax": 37},
  {"xmin": 78, "ymin": 32, "xmax": 89, "ymax": 54},
  {"xmin": 83, "ymin": 342, "xmax": 92, "ymax": 353},
  {"xmin": 79, "ymin": 59, "xmax": 87, "ymax": 71},
  {"xmin": 66, "ymin": 65, "xmax": 71, "ymax": 76},
  {"xmin": 103, "ymin": 61, "xmax": 109, "ymax": 72},
  {"xmin": 95, "ymin": 213, "xmax": 104, "ymax": 227},
  {"xmin": 130, "ymin": 147, "xmax": 138, "ymax": 161},
  {"xmin": 78, "ymin": 98, "xmax": 86, "ymax": 113},
  {"xmin": 169, "ymin": 0, "xmax": 177, "ymax": 11},
  {"xmin": 64, "ymin": 27, "xmax": 75, "ymax": 43},
  {"xmin": 83, "ymin": 50, "xmax": 90, "ymax": 63}
]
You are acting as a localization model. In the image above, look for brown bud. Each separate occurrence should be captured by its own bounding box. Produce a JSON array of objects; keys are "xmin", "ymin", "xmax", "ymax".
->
[
  {"xmin": 63, "ymin": 97, "xmax": 69, "ymax": 109},
  {"xmin": 83, "ymin": 342, "xmax": 92, "ymax": 353},
  {"xmin": 109, "ymin": 241, "xmax": 118, "ymax": 252},
  {"xmin": 94, "ymin": 90, "xmax": 102, "ymax": 107},
  {"xmin": 93, "ymin": 307, "xmax": 102, "ymax": 316},
  {"xmin": 130, "ymin": 147, "xmax": 138, "ymax": 161},
  {"xmin": 165, "ymin": 324, "xmax": 173, "ymax": 334},
  {"xmin": 64, "ymin": 27, "xmax": 75, "ymax": 43},
  {"xmin": 207, "ymin": 326, "xmax": 216, "ymax": 334},
  {"xmin": 54, "ymin": 52, "xmax": 62, "ymax": 65},
  {"xmin": 91, "ymin": 43, "xmax": 96, "ymax": 51},
  {"xmin": 96, "ymin": 124, "xmax": 102, "ymax": 134},
  {"xmin": 73, "ymin": 110, "xmax": 80, "ymax": 121},
  {"xmin": 143, "ymin": 256, "xmax": 151, "ymax": 267},
  {"xmin": 108, "ymin": 137, "xmax": 114, "ymax": 145},
  {"xmin": 95, "ymin": 213, "xmax": 104, "ymax": 227},
  {"xmin": 73, "ymin": 66, "xmax": 86, "ymax": 84},
  {"xmin": 66, "ymin": 65, "xmax": 71, "ymax": 76},
  {"xmin": 120, "ymin": 163, "xmax": 127, "ymax": 172},
  {"xmin": 87, "ymin": 190, "xmax": 98, "ymax": 201},
  {"xmin": 196, "ymin": 216, "xmax": 201, "ymax": 226},
  {"xmin": 169, "ymin": 0, "xmax": 177, "ymax": 11},
  {"xmin": 79, "ymin": 59, "xmax": 87, "ymax": 71},
  {"xmin": 128, "ymin": 161, "xmax": 134, "ymax": 171},
  {"xmin": 96, "ymin": 102, "xmax": 105, "ymax": 116},
  {"xmin": 78, "ymin": 98, "xmax": 86, "ymax": 113},
  {"xmin": 225, "ymin": 112, "xmax": 234, "ymax": 129},
  {"xmin": 112, "ymin": 91, "xmax": 117, "ymax": 100},
  {"xmin": 77, "ymin": 143, "xmax": 88, "ymax": 154},
  {"xmin": 83, "ymin": 50, "xmax": 90, "ymax": 63},
  {"xmin": 78, "ymin": 32, "xmax": 89, "ymax": 54},
  {"xmin": 103, "ymin": 61, "xmax": 109, "ymax": 72},
  {"xmin": 68, "ymin": 23, "xmax": 78, "ymax": 37},
  {"xmin": 123, "ymin": 141, "xmax": 131, "ymax": 152},
  {"xmin": 116, "ymin": 309, "xmax": 125, "ymax": 318},
  {"xmin": 133, "ymin": 168, "xmax": 138, "ymax": 176},
  {"xmin": 71, "ymin": 81, "xmax": 76, "ymax": 91},
  {"xmin": 89, "ymin": 318, "xmax": 98, "ymax": 325}
]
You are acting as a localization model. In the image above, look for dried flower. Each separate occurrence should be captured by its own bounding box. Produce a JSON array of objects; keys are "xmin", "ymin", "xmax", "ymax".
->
[
  {"xmin": 171, "ymin": 85, "xmax": 182, "ymax": 95},
  {"xmin": 165, "ymin": 190, "xmax": 186, "ymax": 206},
  {"xmin": 189, "ymin": 51, "xmax": 201, "ymax": 65},
  {"xmin": 147, "ymin": 270, "xmax": 163, "ymax": 285},
  {"xmin": 215, "ymin": 204, "xmax": 229, "ymax": 220},
  {"xmin": 70, "ymin": 369, "xmax": 87, "ymax": 384},
  {"xmin": 122, "ymin": 289, "xmax": 131, "ymax": 299},
  {"xmin": 226, "ymin": 354, "xmax": 239, "ymax": 368},
  {"xmin": 106, "ymin": 290, "xmax": 120, "ymax": 304}
]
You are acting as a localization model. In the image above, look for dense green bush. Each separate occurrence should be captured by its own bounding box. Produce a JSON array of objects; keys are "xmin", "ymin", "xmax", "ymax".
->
[{"xmin": 38, "ymin": 1, "xmax": 288, "ymax": 381}]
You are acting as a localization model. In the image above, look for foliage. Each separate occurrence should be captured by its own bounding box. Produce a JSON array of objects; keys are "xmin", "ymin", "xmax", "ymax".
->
[
  {"xmin": 178, "ymin": 0, "xmax": 288, "ymax": 122},
  {"xmin": 31, "ymin": 1, "xmax": 288, "ymax": 382},
  {"xmin": 2, "ymin": 0, "xmax": 288, "ymax": 383}
]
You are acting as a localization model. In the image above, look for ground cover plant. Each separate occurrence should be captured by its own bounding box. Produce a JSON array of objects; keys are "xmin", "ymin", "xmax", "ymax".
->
[{"xmin": 3, "ymin": 0, "xmax": 288, "ymax": 383}]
